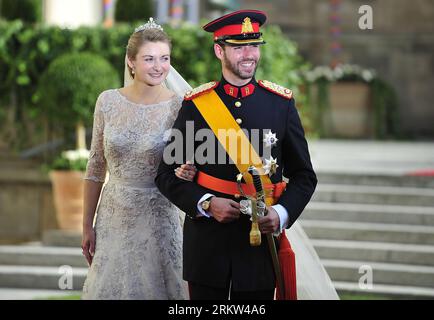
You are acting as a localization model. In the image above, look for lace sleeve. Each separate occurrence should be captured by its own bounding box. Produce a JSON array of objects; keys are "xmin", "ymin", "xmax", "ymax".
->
[{"xmin": 85, "ymin": 93, "xmax": 107, "ymax": 183}]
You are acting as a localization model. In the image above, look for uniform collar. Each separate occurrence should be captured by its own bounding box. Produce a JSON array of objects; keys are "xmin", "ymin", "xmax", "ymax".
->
[{"xmin": 221, "ymin": 77, "xmax": 256, "ymax": 99}]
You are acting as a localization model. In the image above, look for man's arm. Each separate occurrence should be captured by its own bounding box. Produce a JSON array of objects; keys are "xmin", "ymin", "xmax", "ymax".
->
[{"xmin": 277, "ymin": 98, "xmax": 318, "ymax": 228}]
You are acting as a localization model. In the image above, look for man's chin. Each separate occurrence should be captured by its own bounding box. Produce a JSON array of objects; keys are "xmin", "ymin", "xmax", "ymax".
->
[
  {"xmin": 237, "ymin": 66, "xmax": 256, "ymax": 79},
  {"xmin": 238, "ymin": 72, "xmax": 255, "ymax": 79}
]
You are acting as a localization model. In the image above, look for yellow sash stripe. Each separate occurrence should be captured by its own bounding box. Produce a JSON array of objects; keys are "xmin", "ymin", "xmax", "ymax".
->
[{"xmin": 193, "ymin": 90, "xmax": 274, "ymax": 206}]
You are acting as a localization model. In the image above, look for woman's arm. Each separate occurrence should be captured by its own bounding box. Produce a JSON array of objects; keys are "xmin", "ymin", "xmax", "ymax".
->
[
  {"xmin": 81, "ymin": 93, "xmax": 107, "ymax": 266},
  {"xmin": 82, "ymin": 180, "xmax": 103, "ymax": 266}
]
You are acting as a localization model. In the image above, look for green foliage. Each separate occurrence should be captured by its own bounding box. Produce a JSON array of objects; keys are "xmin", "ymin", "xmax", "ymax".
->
[
  {"xmin": 35, "ymin": 294, "xmax": 82, "ymax": 300},
  {"xmin": 51, "ymin": 155, "xmax": 88, "ymax": 171},
  {"xmin": 371, "ymin": 78, "xmax": 399, "ymax": 139},
  {"xmin": 305, "ymin": 79, "xmax": 330, "ymax": 138},
  {"xmin": 303, "ymin": 64, "xmax": 399, "ymax": 139},
  {"xmin": 303, "ymin": 64, "xmax": 376, "ymax": 83},
  {"xmin": 0, "ymin": 21, "xmax": 129, "ymax": 105},
  {"xmin": 0, "ymin": 0, "xmax": 42, "ymax": 23},
  {"xmin": 257, "ymin": 26, "xmax": 308, "ymax": 90},
  {"xmin": 115, "ymin": 0, "xmax": 153, "ymax": 23},
  {"xmin": 0, "ymin": 21, "xmax": 129, "ymax": 150},
  {"xmin": 48, "ymin": 149, "xmax": 89, "ymax": 171},
  {"xmin": 165, "ymin": 23, "xmax": 221, "ymax": 87},
  {"xmin": 257, "ymin": 25, "xmax": 314, "ymax": 135},
  {"xmin": 37, "ymin": 52, "xmax": 120, "ymax": 129},
  {"xmin": 0, "ymin": 20, "xmax": 313, "ymax": 151}
]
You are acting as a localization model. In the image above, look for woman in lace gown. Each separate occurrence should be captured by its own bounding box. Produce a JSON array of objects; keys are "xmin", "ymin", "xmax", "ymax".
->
[{"xmin": 81, "ymin": 24, "xmax": 193, "ymax": 300}]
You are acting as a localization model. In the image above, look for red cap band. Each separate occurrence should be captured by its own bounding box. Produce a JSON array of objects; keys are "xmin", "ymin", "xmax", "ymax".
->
[{"xmin": 214, "ymin": 22, "xmax": 260, "ymax": 39}]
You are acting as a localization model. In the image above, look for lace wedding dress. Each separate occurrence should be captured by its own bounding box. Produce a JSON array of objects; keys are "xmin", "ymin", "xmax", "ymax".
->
[{"xmin": 81, "ymin": 89, "xmax": 188, "ymax": 300}]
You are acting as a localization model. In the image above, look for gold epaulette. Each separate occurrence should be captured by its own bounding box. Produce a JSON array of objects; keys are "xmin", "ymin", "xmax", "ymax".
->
[
  {"xmin": 258, "ymin": 80, "xmax": 293, "ymax": 100},
  {"xmin": 184, "ymin": 81, "xmax": 219, "ymax": 100}
]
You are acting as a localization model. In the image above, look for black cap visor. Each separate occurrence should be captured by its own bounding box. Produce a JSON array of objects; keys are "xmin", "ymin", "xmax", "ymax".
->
[{"xmin": 215, "ymin": 32, "xmax": 266, "ymax": 46}]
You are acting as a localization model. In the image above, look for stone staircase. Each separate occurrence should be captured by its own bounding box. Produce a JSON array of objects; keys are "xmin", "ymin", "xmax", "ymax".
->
[
  {"xmin": 1, "ymin": 170, "xmax": 434, "ymax": 299},
  {"xmin": 0, "ymin": 244, "xmax": 87, "ymax": 297},
  {"xmin": 301, "ymin": 172, "xmax": 434, "ymax": 299}
]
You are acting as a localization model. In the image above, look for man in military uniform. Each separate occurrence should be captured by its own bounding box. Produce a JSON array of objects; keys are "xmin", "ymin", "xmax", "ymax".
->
[{"xmin": 155, "ymin": 10, "xmax": 317, "ymax": 300}]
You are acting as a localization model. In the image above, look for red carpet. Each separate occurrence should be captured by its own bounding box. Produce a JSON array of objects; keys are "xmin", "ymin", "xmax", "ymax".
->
[{"xmin": 406, "ymin": 169, "xmax": 434, "ymax": 176}]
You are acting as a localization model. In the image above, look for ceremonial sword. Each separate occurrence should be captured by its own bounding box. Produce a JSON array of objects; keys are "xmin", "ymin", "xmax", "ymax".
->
[{"xmin": 238, "ymin": 166, "xmax": 285, "ymax": 298}]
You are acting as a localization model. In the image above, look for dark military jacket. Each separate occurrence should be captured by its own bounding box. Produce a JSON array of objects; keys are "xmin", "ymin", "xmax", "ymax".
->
[{"xmin": 155, "ymin": 77, "xmax": 317, "ymax": 291}]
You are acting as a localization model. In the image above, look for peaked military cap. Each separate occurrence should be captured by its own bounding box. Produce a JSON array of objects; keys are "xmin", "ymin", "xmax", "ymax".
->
[{"xmin": 203, "ymin": 9, "xmax": 267, "ymax": 46}]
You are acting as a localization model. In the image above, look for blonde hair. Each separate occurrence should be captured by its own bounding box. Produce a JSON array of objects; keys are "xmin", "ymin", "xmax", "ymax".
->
[{"xmin": 126, "ymin": 28, "xmax": 172, "ymax": 78}]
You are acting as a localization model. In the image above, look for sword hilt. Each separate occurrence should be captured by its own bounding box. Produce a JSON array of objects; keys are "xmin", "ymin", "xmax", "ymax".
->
[
  {"xmin": 248, "ymin": 167, "xmax": 263, "ymax": 196},
  {"xmin": 245, "ymin": 168, "xmax": 284, "ymax": 297}
]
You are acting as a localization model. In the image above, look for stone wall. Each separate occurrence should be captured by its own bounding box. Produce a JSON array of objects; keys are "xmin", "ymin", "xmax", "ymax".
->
[
  {"xmin": 0, "ymin": 169, "xmax": 58, "ymax": 244},
  {"xmin": 239, "ymin": 0, "xmax": 434, "ymax": 138}
]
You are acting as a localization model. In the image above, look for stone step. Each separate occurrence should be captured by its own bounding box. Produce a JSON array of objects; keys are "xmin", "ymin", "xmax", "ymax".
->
[
  {"xmin": 0, "ymin": 245, "xmax": 87, "ymax": 268},
  {"xmin": 313, "ymin": 184, "xmax": 434, "ymax": 206},
  {"xmin": 334, "ymin": 281, "xmax": 434, "ymax": 300},
  {"xmin": 0, "ymin": 265, "xmax": 87, "ymax": 290},
  {"xmin": 311, "ymin": 239, "xmax": 434, "ymax": 266},
  {"xmin": 309, "ymin": 140, "xmax": 434, "ymax": 178},
  {"xmin": 42, "ymin": 230, "xmax": 82, "ymax": 248},
  {"xmin": 303, "ymin": 202, "xmax": 434, "ymax": 225},
  {"xmin": 316, "ymin": 172, "xmax": 434, "ymax": 188},
  {"xmin": 300, "ymin": 220, "xmax": 434, "ymax": 244},
  {"xmin": 323, "ymin": 259, "xmax": 434, "ymax": 288}
]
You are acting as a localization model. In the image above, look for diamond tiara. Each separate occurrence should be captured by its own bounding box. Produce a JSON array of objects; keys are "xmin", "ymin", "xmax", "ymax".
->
[{"xmin": 134, "ymin": 17, "xmax": 164, "ymax": 33}]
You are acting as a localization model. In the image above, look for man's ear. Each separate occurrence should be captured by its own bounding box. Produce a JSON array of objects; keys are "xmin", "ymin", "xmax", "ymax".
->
[{"xmin": 214, "ymin": 43, "xmax": 224, "ymax": 61}]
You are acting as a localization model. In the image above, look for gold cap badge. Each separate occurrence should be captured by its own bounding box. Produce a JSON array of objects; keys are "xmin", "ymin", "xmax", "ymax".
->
[{"xmin": 241, "ymin": 17, "xmax": 254, "ymax": 34}]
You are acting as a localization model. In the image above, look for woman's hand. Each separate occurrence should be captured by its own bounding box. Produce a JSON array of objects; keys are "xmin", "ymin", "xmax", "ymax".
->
[
  {"xmin": 81, "ymin": 227, "xmax": 96, "ymax": 267},
  {"xmin": 175, "ymin": 161, "xmax": 197, "ymax": 181}
]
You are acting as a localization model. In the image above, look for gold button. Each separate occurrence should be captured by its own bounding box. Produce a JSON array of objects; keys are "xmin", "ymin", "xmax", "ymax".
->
[
  {"xmin": 235, "ymin": 101, "xmax": 242, "ymax": 108},
  {"xmin": 236, "ymin": 118, "xmax": 242, "ymax": 125}
]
